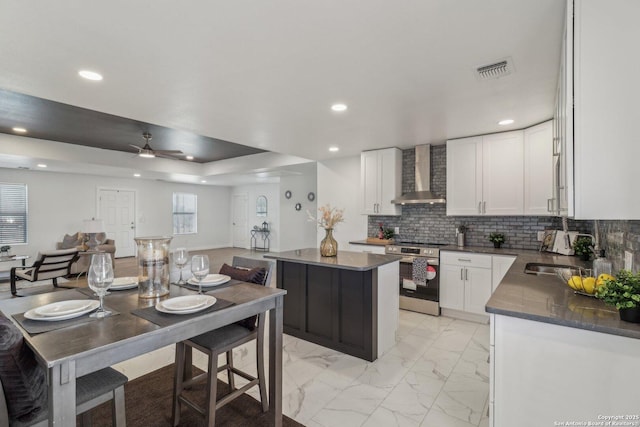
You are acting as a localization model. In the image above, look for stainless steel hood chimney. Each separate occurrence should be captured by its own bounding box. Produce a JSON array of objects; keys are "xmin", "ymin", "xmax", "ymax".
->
[{"xmin": 391, "ymin": 144, "xmax": 446, "ymax": 205}]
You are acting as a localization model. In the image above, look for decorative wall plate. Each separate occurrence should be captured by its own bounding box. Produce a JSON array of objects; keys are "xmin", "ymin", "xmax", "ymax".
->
[
  {"xmin": 295, "ymin": 203, "xmax": 302, "ymax": 211},
  {"xmin": 285, "ymin": 190, "xmax": 292, "ymax": 199},
  {"xmin": 307, "ymin": 192, "xmax": 315, "ymax": 201}
]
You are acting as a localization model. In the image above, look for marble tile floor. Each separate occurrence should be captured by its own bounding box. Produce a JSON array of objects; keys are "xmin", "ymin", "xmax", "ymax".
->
[{"xmin": 226, "ymin": 310, "xmax": 490, "ymax": 427}]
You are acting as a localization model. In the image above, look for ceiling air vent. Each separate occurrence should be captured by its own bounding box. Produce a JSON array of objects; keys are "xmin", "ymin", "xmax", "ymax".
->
[{"xmin": 475, "ymin": 57, "xmax": 514, "ymax": 80}]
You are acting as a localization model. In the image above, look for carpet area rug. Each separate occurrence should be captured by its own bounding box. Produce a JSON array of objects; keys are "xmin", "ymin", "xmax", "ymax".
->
[{"xmin": 85, "ymin": 364, "xmax": 304, "ymax": 427}]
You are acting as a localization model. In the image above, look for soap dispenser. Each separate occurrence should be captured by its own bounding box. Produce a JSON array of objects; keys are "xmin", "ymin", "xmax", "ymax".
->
[{"xmin": 593, "ymin": 249, "xmax": 612, "ymax": 277}]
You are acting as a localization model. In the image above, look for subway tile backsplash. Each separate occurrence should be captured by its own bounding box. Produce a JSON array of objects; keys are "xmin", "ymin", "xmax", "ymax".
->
[{"xmin": 367, "ymin": 146, "xmax": 640, "ymax": 265}]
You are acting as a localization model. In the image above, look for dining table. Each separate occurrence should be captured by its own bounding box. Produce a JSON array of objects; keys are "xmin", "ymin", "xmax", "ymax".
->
[{"xmin": 0, "ymin": 280, "xmax": 286, "ymax": 426}]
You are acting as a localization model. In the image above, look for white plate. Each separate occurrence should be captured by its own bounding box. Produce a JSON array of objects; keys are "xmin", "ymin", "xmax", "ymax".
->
[
  {"xmin": 26, "ymin": 300, "xmax": 100, "ymax": 321},
  {"xmin": 111, "ymin": 277, "xmax": 138, "ymax": 290},
  {"xmin": 162, "ymin": 295, "xmax": 209, "ymax": 311},
  {"xmin": 156, "ymin": 295, "xmax": 216, "ymax": 315},
  {"xmin": 34, "ymin": 300, "xmax": 95, "ymax": 317},
  {"xmin": 187, "ymin": 274, "xmax": 231, "ymax": 287}
]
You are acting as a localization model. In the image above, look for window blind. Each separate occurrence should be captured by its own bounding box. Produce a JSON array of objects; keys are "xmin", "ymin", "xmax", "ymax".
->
[
  {"xmin": 173, "ymin": 192, "xmax": 197, "ymax": 235},
  {"xmin": 0, "ymin": 183, "xmax": 28, "ymax": 244}
]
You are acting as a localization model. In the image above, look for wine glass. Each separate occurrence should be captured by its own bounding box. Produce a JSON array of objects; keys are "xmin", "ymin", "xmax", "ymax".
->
[
  {"xmin": 174, "ymin": 248, "xmax": 189, "ymax": 285},
  {"xmin": 88, "ymin": 253, "xmax": 114, "ymax": 318},
  {"xmin": 190, "ymin": 255, "xmax": 209, "ymax": 295}
]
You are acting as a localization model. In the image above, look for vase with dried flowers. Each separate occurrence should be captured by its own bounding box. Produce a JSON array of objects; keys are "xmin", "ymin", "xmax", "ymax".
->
[{"xmin": 308, "ymin": 204, "xmax": 345, "ymax": 257}]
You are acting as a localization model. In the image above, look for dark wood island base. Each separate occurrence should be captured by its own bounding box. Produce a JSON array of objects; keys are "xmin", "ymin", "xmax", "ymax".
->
[{"xmin": 266, "ymin": 248, "xmax": 401, "ymax": 361}]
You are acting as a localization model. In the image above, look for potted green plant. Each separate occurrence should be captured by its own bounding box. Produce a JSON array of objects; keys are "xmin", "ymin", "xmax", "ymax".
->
[
  {"xmin": 382, "ymin": 228, "xmax": 395, "ymax": 241},
  {"xmin": 488, "ymin": 233, "xmax": 505, "ymax": 249},
  {"xmin": 595, "ymin": 269, "xmax": 640, "ymax": 323},
  {"xmin": 0, "ymin": 245, "xmax": 10, "ymax": 257},
  {"xmin": 572, "ymin": 236, "xmax": 593, "ymax": 261}
]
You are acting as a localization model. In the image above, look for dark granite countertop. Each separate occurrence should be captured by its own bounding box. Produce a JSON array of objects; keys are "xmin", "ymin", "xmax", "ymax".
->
[
  {"xmin": 486, "ymin": 252, "xmax": 640, "ymax": 340},
  {"xmin": 265, "ymin": 248, "xmax": 401, "ymax": 271},
  {"xmin": 350, "ymin": 241, "xmax": 539, "ymax": 256},
  {"xmin": 349, "ymin": 240, "xmax": 389, "ymax": 247},
  {"xmin": 440, "ymin": 245, "xmax": 541, "ymax": 256}
]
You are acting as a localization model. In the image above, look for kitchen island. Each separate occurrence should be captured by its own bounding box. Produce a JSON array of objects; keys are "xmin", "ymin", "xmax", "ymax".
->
[
  {"xmin": 265, "ymin": 248, "xmax": 400, "ymax": 361},
  {"xmin": 486, "ymin": 253, "xmax": 640, "ymax": 426}
]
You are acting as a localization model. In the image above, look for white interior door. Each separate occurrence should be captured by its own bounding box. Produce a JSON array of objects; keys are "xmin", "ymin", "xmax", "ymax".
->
[
  {"xmin": 98, "ymin": 189, "xmax": 136, "ymax": 257},
  {"xmin": 232, "ymin": 194, "xmax": 248, "ymax": 249}
]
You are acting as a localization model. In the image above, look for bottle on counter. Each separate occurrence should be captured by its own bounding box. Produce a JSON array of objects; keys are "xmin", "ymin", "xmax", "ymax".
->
[
  {"xmin": 593, "ymin": 249, "xmax": 612, "ymax": 277},
  {"xmin": 378, "ymin": 223, "xmax": 384, "ymax": 239}
]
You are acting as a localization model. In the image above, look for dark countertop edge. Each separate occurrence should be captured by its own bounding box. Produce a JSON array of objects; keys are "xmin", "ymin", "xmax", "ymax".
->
[
  {"xmin": 440, "ymin": 245, "xmax": 534, "ymax": 257},
  {"xmin": 485, "ymin": 306, "xmax": 640, "ymax": 340},
  {"xmin": 349, "ymin": 240, "xmax": 389, "ymax": 247},
  {"xmin": 486, "ymin": 252, "xmax": 640, "ymax": 341},
  {"xmin": 265, "ymin": 249, "xmax": 402, "ymax": 271},
  {"xmin": 349, "ymin": 241, "xmax": 543, "ymax": 257}
]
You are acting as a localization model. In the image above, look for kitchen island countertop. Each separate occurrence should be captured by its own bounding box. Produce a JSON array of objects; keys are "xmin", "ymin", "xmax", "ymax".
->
[{"xmin": 265, "ymin": 248, "xmax": 401, "ymax": 271}]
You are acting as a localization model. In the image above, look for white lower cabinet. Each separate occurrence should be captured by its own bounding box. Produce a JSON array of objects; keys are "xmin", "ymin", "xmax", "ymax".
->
[
  {"xmin": 440, "ymin": 264, "xmax": 466, "ymax": 311},
  {"xmin": 440, "ymin": 252, "xmax": 492, "ymax": 315},
  {"xmin": 464, "ymin": 266, "xmax": 494, "ymax": 314},
  {"xmin": 491, "ymin": 255, "xmax": 516, "ymax": 292},
  {"xmin": 491, "ymin": 314, "xmax": 640, "ymax": 425}
]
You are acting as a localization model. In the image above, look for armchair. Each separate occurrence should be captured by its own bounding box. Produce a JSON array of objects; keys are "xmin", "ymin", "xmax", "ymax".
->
[{"xmin": 10, "ymin": 249, "xmax": 79, "ymax": 296}]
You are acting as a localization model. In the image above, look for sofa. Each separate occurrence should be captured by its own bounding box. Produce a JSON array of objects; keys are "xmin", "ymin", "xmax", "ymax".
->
[{"xmin": 56, "ymin": 232, "xmax": 116, "ymax": 275}]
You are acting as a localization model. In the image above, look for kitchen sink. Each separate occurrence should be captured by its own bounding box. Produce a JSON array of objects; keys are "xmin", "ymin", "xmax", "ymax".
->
[{"xmin": 524, "ymin": 262, "xmax": 579, "ymax": 275}]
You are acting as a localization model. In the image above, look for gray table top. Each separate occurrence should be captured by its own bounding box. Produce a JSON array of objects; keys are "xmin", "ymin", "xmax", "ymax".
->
[
  {"xmin": 486, "ymin": 251, "xmax": 640, "ymax": 340},
  {"xmin": 0, "ymin": 283, "xmax": 286, "ymax": 374},
  {"xmin": 265, "ymin": 248, "xmax": 401, "ymax": 271}
]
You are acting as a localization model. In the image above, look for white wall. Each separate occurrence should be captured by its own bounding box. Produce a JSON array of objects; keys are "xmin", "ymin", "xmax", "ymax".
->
[
  {"xmin": 0, "ymin": 168, "xmax": 232, "ymax": 262},
  {"xmin": 316, "ymin": 156, "xmax": 367, "ymax": 249},
  {"xmin": 279, "ymin": 166, "xmax": 318, "ymax": 252},
  {"xmin": 231, "ymin": 183, "xmax": 280, "ymax": 251}
]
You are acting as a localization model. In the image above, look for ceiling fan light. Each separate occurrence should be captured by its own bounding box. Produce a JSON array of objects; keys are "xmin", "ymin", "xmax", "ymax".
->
[{"xmin": 139, "ymin": 151, "xmax": 155, "ymax": 158}]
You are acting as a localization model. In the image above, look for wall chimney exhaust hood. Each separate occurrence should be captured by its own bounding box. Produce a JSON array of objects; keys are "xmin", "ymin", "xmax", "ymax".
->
[{"xmin": 391, "ymin": 144, "xmax": 446, "ymax": 205}]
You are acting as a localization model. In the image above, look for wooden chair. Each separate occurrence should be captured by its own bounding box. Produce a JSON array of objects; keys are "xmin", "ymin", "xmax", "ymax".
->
[
  {"xmin": 171, "ymin": 256, "xmax": 275, "ymax": 427},
  {"xmin": 0, "ymin": 368, "xmax": 127, "ymax": 427},
  {"xmin": 0, "ymin": 314, "xmax": 127, "ymax": 426},
  {"xmin": 10, "ymin": 249, "xmax": 79, "ymax": 296}
]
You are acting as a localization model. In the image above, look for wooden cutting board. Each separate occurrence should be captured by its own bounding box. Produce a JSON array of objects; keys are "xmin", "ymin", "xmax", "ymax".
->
[{"xmin": 366, "ymin": 237, "xmax": 393, "ymax": 245}]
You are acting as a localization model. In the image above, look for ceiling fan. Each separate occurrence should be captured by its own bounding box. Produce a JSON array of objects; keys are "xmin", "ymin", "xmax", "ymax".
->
[{"xmin": 129, "ymin": 132, "xmax": 184, "ymax": 159}]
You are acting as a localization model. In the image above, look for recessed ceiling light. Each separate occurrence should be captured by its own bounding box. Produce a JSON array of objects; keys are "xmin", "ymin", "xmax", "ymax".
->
[
  {"xmin": 12, "ymin": 127, "xmax": 27, "ymax": 133},
  {"xmin": 201, "ymin": 180, "xmax": 207, "ymax": 183},
  {"xmin": 133, "ymin": 173, "xmax": 141, "ymax": 177},
  {"xmin": 37, "ymin": 164, "xmax": 47, "ymax": 168},
  {"xmin": 78, "ymin": 70, "xmax": 103, "ymax": 81},
  {"xmin": 331, "ymin": 103, "xmax": 348, "ymax": 112},
  {"xmin": 498, "ymin": 119, "xmax": 514, "ymax": 125},
  {"xmin": 329, "ymin": 146, "xmax": 340, "ymax": 152},
  {"xmin": 186, "ymin": 155, "xmax": 194, "ymax": 161}
]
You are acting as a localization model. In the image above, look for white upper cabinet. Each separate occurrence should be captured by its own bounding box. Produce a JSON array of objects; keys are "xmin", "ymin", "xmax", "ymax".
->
[
  {"xmin": 360, "ymin": 148, "xmax": 401, "ymax": 216},
  {"xmin": 447, "ymin": 131, "xmax": 524, "ymax": 216},
  {"xmin": 557, "ymin": 0, "xmax": 640, "ymax": 219},
  {"xmin": 446, "ymin": 136, "xmax": 483, "ymax": 216},
  {"xmin": 524, "ymin": 121, "xmax": 553, "ymax": 216},
  {"xmin": 552, "ymin": 5, "xmax": 574, "ymax": 217},
  {"xmin": 482, "ymin": 131, "xmax": 524, "ymax": 216}
]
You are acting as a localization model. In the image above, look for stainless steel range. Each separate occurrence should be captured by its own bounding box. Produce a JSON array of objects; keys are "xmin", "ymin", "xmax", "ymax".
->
[{"xmin": 386, "ymin": 241, "xmax": 444, "ymax": 316}]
